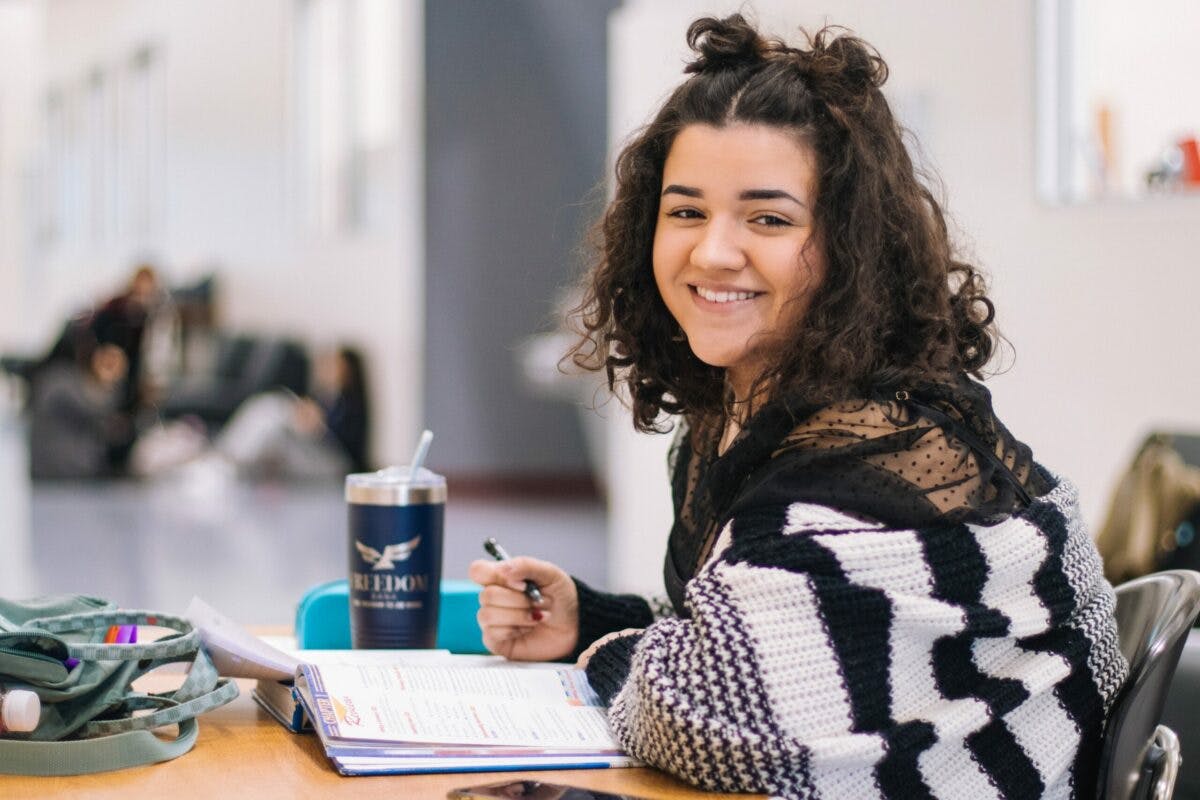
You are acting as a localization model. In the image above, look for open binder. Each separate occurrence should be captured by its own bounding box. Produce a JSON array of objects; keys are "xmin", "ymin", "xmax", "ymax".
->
[{"xmin": 292, "ymin": 659, "xmax": 637, "ymax": 775}]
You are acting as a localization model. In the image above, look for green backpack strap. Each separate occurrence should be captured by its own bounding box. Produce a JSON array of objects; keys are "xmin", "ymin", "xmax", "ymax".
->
[
  {"xmin": 0, "ymin": 717, "xmax": 200, "ymax": 776},
  {"xmin": 0, "ymin": 608, "xmax": 240, "ymax": 776},
  {"xmin": 81, "ymin": 649, "xmax": 239, "ymax": 738},
  {"xmin": 29, "ymin": 609, "xmax": 201, "ymax": 661}
]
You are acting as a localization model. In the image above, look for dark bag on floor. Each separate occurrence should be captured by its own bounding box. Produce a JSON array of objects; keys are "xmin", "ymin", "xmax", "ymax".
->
[{"xmin": 0, "ymin": 594, "xmax": 238, "ymax": 775}]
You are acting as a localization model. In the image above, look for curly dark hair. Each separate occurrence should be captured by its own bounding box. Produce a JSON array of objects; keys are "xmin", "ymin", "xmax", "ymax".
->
[{"xmin": 568, "ymin": 13, "xmax": 998, "ymax": 433}]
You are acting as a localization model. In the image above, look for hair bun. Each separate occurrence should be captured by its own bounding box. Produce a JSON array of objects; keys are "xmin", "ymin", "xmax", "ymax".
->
[
  {"xmin": 684, "ymin": 14, "xmax": 763, "ymax": 74},
  {"xmin": 808, "ymin": 28, "xmax": 889, "ymax": 92}
]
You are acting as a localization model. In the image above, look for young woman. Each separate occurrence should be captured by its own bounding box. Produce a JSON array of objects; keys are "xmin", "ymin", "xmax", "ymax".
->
[{"xmin": 470, "ymin": 15, "xmax": 1126, "ymax": 799}]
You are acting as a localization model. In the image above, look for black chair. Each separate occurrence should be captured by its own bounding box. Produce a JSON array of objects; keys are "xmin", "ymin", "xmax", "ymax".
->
[
  {"xmin": 1161, "ymin": 632, "xmax": 1200, "ymax": 797},
  {"xmin": 1099, "ymin": 570, "xmax": 1200, "ymax": 799}
]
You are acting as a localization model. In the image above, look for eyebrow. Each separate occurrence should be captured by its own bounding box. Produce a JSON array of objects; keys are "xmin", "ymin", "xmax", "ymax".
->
[{"xmin": 661, "ymin": 184, "xmax": 807, "ymax": 208}]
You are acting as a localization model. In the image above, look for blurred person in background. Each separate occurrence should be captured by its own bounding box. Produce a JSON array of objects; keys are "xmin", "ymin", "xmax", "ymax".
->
[
  {"xmin": 29, "ymin": 342, "xmax": 129, "ymax": 480},
  {"xmin": 88, "ymin": 263, "xmax": 180, "ymax": 469},
  {"xmin": 213, "ymin": 344, "xmax": 370, "ymax": 478},
  {"xmin": 133, "ymin": 345, "xmax": 370, "ymax": 480},
  {"xmin": 90, "ymin": 264, "xmax": 166, "ymax": 411}
]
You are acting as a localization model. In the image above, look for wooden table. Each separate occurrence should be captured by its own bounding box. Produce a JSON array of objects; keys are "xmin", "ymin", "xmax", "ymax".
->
[{"xmin": 0, "ymin": 676, "xmax": 763, "ymax": 800}]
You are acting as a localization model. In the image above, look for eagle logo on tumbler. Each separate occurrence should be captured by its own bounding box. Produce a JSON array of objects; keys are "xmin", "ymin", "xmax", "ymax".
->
[{"xmin": 355, "ymin": 536, "xmax": 421, "ymax": 570}]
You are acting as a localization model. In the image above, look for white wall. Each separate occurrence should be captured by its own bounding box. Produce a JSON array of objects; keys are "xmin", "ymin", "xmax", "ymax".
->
[
  {"xmin": 605, "ymin": 0, "xmax": 1200, "ymax": 594},
  {"xmin": 0, "ymin": 0, "xmax": 424, "ymax": 464},
  {"xmin": 0, "ymin": 2, "xmax": 42, "ymax": 348}
]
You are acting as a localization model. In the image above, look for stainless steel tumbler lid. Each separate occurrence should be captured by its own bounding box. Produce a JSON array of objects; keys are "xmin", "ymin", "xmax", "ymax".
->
[{"xmin": 345, "ymin": 466, "xmax": 447, "ymax": 505}]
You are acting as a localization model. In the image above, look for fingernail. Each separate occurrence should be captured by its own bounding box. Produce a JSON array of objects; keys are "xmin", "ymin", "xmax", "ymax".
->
[{"xmin": 531, "ymin": 609, "xmax": 544, "ymax": 622}]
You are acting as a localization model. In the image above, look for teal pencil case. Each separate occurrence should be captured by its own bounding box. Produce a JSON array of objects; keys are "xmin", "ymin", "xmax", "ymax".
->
[{"xmin": 294, "ymin": 579, "xmax": 486, "ymax": 654}]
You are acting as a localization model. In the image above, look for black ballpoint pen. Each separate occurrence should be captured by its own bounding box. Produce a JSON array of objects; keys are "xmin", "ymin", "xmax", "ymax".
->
[{"xmin": 483, "ymin": 538, "xmax": 545, "ymax": 605}]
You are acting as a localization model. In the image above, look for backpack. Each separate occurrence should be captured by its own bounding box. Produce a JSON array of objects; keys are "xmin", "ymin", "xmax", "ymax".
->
[{"xmin": 0, "ymin": 594, "xmax": 238, "ymax": 775}]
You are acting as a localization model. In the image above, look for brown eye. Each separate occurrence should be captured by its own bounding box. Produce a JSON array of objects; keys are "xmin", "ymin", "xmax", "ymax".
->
[{"xmin": 751, "ymin": 213, "xmax": 792, "ymax": 227}]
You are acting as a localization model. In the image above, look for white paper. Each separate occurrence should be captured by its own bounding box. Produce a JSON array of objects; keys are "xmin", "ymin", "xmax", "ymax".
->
[
  {"xmin": 258, "ymin": 634, "xmax": 458, "ymax": 668},
  {"xmin": 310, "ymin": 663, "xmax": 595, "ymax": 702},
  {"xmin": 336, "ymin": 694, "xmax": 615, "ymax": 748},
  {"xmin": 304, "ymin": 663, "xmax": 615, "ymax": 749},
  {"xmin": 186, "ymin": 596, "xmax": 300, "ymax": 681},
  {"xmin": 189, "ymin": 601, "xmax": 476, "ymax": 682}
]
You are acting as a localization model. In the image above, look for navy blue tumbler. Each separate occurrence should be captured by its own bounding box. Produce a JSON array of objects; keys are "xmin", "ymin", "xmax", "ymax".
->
[{"xmin": 345, "ymin": 467, "xmax": 446, "ymax": 649}]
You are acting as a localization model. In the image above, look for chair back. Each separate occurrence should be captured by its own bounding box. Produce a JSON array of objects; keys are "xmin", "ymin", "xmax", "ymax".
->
[{"xmin": 1099, "ymin": 570, "xmax": 1200, "ymax": 799}]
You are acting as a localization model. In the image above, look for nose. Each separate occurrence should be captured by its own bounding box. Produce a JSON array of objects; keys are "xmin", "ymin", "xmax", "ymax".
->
[{"xmin": 690, "ymin": 217, "xmax": 746, "ymax": 272}]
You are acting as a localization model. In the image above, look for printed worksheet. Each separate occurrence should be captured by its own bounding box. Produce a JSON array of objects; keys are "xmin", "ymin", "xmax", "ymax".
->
[{"xmin": 300, "ymin": 663, "xmax": 616, "ymax": 749}]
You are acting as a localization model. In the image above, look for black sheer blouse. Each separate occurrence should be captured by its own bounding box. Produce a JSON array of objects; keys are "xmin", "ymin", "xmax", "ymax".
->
[{"xmin": 663, "ymin": 375, "xmax": 1050, "ymax": 615}]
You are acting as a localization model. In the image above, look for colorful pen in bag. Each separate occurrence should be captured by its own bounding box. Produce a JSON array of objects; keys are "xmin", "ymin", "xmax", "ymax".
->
[
  {"xmin": 72, "ymin": 624, "xmax": 138, "ymax": 669},
  {"xmin": 102, "ymin": 625, "xmax": 137, "ymax": 644}
]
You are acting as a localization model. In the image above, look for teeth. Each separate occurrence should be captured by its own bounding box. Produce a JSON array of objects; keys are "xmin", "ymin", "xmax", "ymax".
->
[{"xmin": 696, "ymin": 287, "xmax": 758, "ymax": 303}]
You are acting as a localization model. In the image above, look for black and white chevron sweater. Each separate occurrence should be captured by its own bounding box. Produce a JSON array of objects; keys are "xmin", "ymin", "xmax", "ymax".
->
[{"xmin": 579, "ymin": 390, "xmax": 1128, "ymax": 799}]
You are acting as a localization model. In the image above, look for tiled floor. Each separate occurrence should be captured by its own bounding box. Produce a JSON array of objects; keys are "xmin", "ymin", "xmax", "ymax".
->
[{"xmin": 0, "ymin": 406, "xmax": 608, "ymax": 626}]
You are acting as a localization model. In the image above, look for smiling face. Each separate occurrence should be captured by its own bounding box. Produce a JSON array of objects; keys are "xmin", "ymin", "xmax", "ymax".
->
[{"xmin": 652, "ymin": 123, "xmax": 825, "ymax": 402}]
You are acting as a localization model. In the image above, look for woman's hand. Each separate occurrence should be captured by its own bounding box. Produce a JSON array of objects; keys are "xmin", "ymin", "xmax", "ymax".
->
[{"xmin": 468, "ymin": 556, "xmax": 578, "ymax": 662}]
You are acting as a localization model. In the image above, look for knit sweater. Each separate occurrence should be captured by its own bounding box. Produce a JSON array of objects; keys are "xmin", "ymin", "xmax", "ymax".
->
[{"xmin": 579, "ymin": 390, "xmax": 1127, "ymax": 799}]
